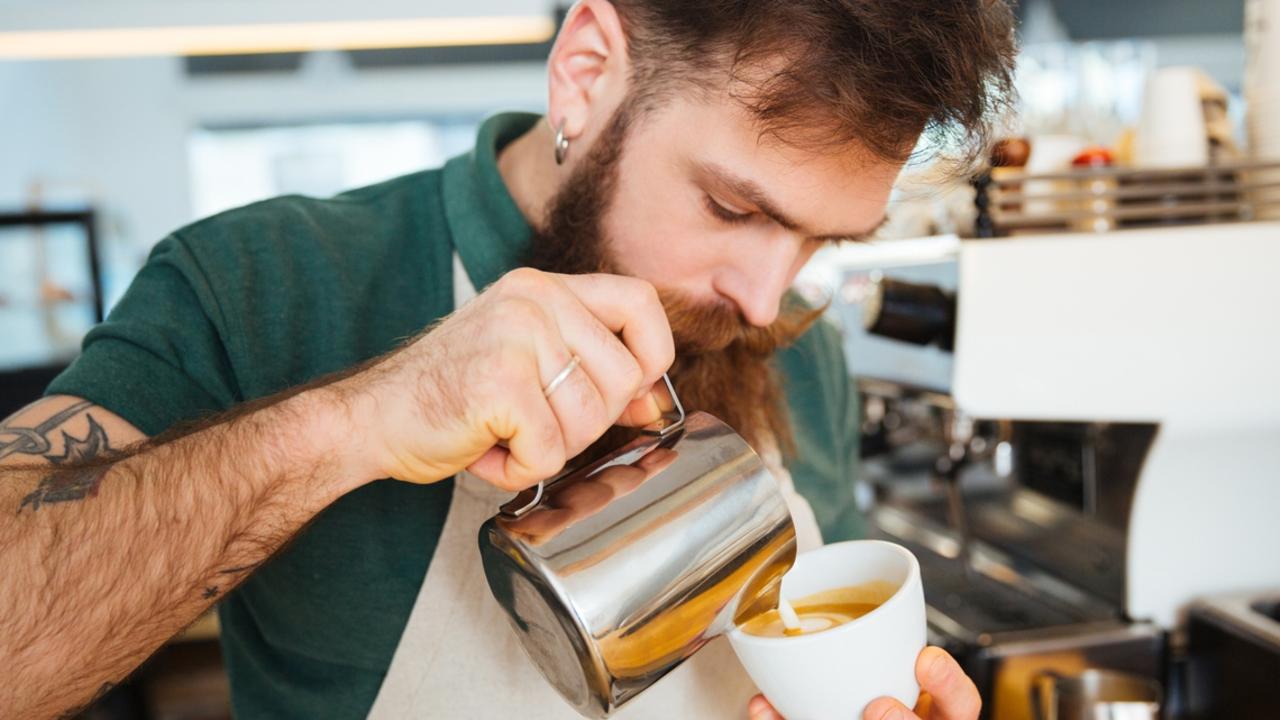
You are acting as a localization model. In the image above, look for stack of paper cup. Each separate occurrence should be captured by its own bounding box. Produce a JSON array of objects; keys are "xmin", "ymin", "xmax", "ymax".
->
[{"xmin": 1246, "ymin": 0, "xmax": 1280, "ymax": 218}]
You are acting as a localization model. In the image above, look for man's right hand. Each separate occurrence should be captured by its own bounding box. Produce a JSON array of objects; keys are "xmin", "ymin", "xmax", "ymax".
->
[
  {"xmin": 335, "ymin": 268, "xmax": 675, "ymax": 491},
  {"xmin": 0, "ymin": 267, "xmax": 673, "ymax": 718}
]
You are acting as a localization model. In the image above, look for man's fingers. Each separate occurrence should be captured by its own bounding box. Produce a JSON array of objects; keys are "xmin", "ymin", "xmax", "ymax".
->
[
  {"xmin": 544, "ymin": 292, "xmax": 645, "ymax": 432},
  {"xmin": 616, "ymin": 388, "xmax": 663, "ymax": 427},
  {"xmin": 492, "ymin": 284, "xmax": 617, "ymax": 464},
  {"xmin": 465, "ymin": 446, "xmax": 515, "ymax": 488},
  {"xmin": 555, "ymin": 273, "xmax": 675, "ymax": 386},
  {"xmin": 864, "ymin": 697, "xmax": 918, "ymax": 720},
  {"xmin": 615, "ymin": 372, "xmax": 687, "ymax": 427},
  {"xmin": 467, "ymin": 370, "xmax": 566, "ymax": 492},
  {"xmin": 915, "ymin": 646, "xmax": 981, "ymax": 720},
  {"xmin": 461, "ymin": 269, "xmax": 676, "ymax": 493},
  {"xmin": 747, "ymin": 695, "xmax": 784, "ymax": 720},
  {"xmin": 541, "ymin": 353, "xmax": 613, "ymax": 458}
]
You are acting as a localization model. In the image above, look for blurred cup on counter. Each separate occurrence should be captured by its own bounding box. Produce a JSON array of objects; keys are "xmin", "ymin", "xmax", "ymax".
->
[
  {"xmin": 1024, "ymin": 135, "xmax": 1088, "ymax": 217},
  {"xmin": 1135, "ymin": 67, "xmax": 1209, "ymax": 169},
  {"xmin": 729, "ymin": 541, "xmax": 926, "ymax": 720}
]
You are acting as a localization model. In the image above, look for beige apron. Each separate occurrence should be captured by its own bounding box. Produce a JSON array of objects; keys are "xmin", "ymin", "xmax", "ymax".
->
[{"xmin": 367, "ymin": 257, "xmax": 823, "ymax": 719}]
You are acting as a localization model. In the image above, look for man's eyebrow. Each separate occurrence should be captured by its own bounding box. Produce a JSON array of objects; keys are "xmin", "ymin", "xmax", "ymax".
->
[
  {"xmin": 844, "ymin": 214, "xmax": 890, "ymax": 243},
  {"xmin": 695, "ymin": 161, "xmax": 887, "ymax": 242}
]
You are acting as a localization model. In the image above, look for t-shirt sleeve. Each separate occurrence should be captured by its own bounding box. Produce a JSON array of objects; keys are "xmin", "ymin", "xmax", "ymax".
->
[{"xmin": 45, "ymin": 235, "xmax": 241, "ymax": 437}]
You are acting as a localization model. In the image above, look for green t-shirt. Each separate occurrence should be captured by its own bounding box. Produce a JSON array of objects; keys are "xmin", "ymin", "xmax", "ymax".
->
[{"xmin": 47, "ymin": 113, "xmax": 863, "ymax": 718}]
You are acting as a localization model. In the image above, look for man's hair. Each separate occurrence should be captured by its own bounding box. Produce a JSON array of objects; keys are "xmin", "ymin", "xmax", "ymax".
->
[{"xmin": 609, "ymin": 0, "xmax": 1018, "ymax": 165}]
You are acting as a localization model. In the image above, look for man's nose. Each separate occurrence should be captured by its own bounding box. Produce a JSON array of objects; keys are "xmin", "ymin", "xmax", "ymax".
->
[{"xmin": 730, "ymin": 237, "xmax": 803, "ymax": 327}]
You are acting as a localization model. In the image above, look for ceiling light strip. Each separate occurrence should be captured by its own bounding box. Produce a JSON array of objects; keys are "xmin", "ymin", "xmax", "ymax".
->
[{"xmin": 0, "ymin": 16, "xmax": 557, "ymax": 60}]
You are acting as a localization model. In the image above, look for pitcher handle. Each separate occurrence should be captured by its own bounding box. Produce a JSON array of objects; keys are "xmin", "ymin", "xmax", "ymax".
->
[{"xmin": 640, "ymin": 373, "xmax": 686, "ymax": 438}]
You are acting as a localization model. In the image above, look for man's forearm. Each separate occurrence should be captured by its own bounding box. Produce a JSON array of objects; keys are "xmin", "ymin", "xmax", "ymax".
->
[{"xmin": 0, "ymin": 387, "xmax": 361, "ymax": 719}]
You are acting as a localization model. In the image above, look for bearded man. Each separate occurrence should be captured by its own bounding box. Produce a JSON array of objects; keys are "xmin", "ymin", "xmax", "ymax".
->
[{"xmin": 0, "ymin": 1, "xmax": 1016, "ymax": 718}]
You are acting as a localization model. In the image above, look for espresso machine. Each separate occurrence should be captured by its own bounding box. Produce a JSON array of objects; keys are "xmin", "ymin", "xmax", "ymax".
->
[{"xmin": 820, "ymin": 222, "xmax": 1280, "ymax": 719}]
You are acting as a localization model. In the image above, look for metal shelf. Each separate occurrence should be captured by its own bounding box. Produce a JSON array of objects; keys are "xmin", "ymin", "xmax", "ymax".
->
[{"xmin": 973, "ymin": 159, "xmax": 1280, "ymax": 237}]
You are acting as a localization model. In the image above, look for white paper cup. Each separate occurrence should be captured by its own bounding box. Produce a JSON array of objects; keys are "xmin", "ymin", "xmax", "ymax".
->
[
  {"xmin": 729, "ymin": 541, "xmax": 927, "ymax": 720},
  {"xmin": 1136, "ymin": 67, "xmax": 1209, "ymax": 169}
]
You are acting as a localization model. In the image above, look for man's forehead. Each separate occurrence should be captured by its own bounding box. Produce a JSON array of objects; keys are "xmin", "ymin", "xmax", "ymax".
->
[
  {"xmin": 630, "ymin": 89, "xmax": 902, "ymax": 236},
  {"xmin": 715, "ymin": 92, "xmax": 896, "ymax": 165}
]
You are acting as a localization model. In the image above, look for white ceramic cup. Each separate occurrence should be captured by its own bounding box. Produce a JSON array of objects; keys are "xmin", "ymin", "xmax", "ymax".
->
[{"xmin": 729, "ymin": 540, "xmax": 927, "ymax": 720}]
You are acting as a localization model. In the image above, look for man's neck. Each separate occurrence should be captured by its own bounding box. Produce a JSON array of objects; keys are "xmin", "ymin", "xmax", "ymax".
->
[{"xmin": 497, "ymin": 118, "xmax": 561, "ymax": 235}]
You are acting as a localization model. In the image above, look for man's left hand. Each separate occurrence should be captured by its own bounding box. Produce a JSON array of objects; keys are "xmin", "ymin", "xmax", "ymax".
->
[{"xmin": 746, "ymin": 646, "xmax": 980, "ymax": 720}]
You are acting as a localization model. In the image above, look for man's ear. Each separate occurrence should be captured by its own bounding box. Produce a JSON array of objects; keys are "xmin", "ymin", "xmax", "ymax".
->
[{"xmin": 547, "ymin": 0, "xmax": 630, "ymax": 144}]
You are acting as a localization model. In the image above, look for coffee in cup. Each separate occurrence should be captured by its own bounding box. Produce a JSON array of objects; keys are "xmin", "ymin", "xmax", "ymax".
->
[{"xmin": 739, "ymin": 581, "xmax": 898, "ymax": 637}]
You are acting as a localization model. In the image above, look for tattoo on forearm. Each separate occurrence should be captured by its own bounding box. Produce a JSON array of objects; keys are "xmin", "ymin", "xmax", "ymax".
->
[
  {"xmin": 6, "ymin": 409, "xmax": 115, "ymax": 513},
  {"xmin": 19, "ymin": 465, "xmax": 110, "ymax": 513},
  {"xmin": 199, "ymin": 562, "xmax": 264, "ymax": 601},
  {"xmin": 0, "ymin": 400, "xmax": 94, "ymax": 461}
]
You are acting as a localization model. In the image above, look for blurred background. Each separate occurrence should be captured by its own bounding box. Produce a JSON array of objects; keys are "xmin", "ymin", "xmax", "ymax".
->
[
  {"xmin": 0, "ymin": 0, "xmax": 1258, "ymax": 381},
  {"xmin": 2, "ymin": 1, "xmax": 1278, "ymax": 719}
]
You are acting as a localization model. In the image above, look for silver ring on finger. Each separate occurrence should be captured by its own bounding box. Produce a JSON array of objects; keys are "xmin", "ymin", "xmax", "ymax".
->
[{"xmin": 542, "ymin": 354, "xmax": 582, "ymax": 397}]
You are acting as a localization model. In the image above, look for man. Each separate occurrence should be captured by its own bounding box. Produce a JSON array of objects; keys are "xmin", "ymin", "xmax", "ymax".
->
[{"xmin": 0, "ymin": 0, "xmax": 1015, "ymax": 718}]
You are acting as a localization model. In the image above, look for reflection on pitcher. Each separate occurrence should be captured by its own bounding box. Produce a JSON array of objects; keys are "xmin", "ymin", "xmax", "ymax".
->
[{"xmin": 499, "ymin": 446, "xmax": 680, "ymax": 545}]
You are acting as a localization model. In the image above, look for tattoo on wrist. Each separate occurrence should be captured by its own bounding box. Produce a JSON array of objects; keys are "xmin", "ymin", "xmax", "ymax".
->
[
  {"xmin": 200, "ymin": 562, "xmax": 264, "ymax": 600},
  {"xmin": 2, "ymin": 405, "xmax": 117, "ymax": 513}
]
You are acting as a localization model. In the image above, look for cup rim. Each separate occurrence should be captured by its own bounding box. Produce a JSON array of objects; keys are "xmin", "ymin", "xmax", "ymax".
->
[{"xmin": 727, "ymin": 540, "xmax": 920, "ymax": 648}]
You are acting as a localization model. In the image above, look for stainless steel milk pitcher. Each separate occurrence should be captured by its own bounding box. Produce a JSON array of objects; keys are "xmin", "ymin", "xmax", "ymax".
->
[{"xmin": 479, "ymin": 375, "xmax": 797, "ymax": 718}]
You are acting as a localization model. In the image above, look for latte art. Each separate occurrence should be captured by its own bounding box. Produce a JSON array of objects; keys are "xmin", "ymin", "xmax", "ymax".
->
[{"xmin": 739, "ymin": 581, "xmax": 898, "ymax": 638}]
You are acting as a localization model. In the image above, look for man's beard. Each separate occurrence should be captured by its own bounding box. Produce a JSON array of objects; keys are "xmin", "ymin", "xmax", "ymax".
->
[{"xmin": 524, "ymin": 101, "xmax": 822, "ymax": 453}]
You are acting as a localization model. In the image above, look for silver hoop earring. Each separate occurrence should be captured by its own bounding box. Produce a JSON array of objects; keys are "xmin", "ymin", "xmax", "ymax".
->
[{"xmin": 554, "ymin": 121, "xmax": 570, "ymax": 165}]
